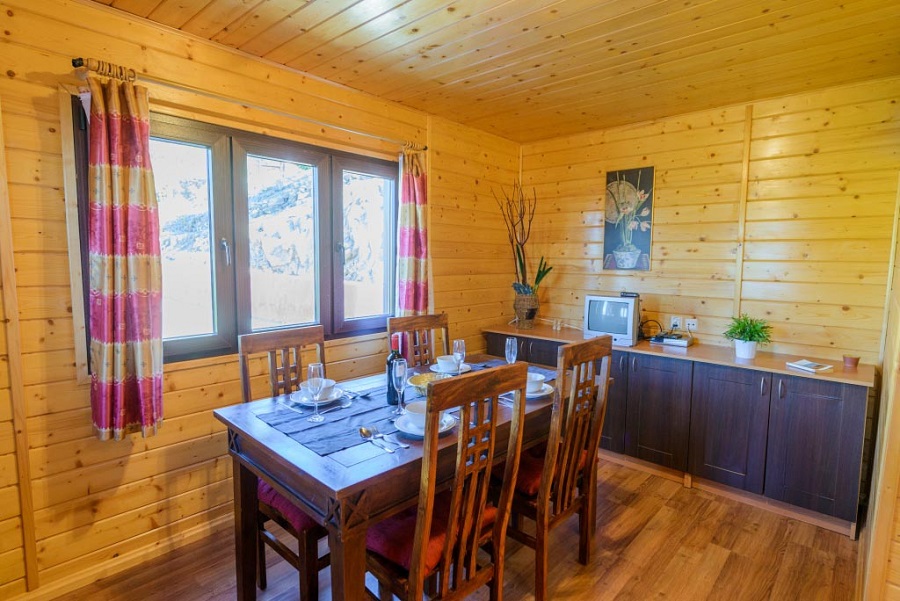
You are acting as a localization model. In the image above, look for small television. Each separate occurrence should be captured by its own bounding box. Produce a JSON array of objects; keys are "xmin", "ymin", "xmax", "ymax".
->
[{"xmin": 583, "ymin": 294, "xmax": 641, "ymax": 347}]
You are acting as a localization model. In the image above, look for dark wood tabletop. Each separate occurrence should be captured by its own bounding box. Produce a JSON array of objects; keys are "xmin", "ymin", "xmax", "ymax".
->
[{"xmin": 214, "ymin": 354, "xmax": 556, "ymax": 601}]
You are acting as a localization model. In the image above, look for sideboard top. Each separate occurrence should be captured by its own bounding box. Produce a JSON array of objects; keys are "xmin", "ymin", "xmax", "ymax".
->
[{"xmin": 483, "ymin": 322, "xmax": 876, "ymax": 388}]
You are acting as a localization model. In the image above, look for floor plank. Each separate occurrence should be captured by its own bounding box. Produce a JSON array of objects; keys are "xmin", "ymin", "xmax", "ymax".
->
[{"xmin": 58, "ymin": 460, "xmax": 858, "ymax": 600}]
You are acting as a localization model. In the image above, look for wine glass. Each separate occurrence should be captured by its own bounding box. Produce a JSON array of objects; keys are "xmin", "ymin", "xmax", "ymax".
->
[
  {"xmin": 505, "ymin": 337, "xmax": 518, "ymax": 364},
  {"xmin": 306, "ymin": 363, "xmax": 325, "ymax": 423},
  {"xmin": 392, "ymin": 358, "xmax": 408, "ymax": 416},
  {"xmin": 452, "ymin": 339, "xmax": 466, "ymax": 376}
]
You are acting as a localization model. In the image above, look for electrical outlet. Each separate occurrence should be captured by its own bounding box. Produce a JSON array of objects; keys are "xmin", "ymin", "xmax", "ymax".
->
[
  {"xmin": 686, "ymin": 318, "xmax": 698, "ymax": 332},
  {"xmin": 670, "ymin": 316, "xmax": 683, "ymax": 331}
]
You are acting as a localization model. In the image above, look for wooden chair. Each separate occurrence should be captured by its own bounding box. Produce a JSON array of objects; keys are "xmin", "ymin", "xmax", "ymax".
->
[
  {"xmin": 237, "ymin": 325, "xmax": 330, "ymax": 600},
  {"xmin": 388, "ymin": 313, "xmax": 450, "ymax": 367},
  {"xmin": 503, "ymin": 336, "xmax": 612, "ymax": 601},
  {"xmin": 365, "ymin": 362, "xmax": 528, "ymax": 601}
]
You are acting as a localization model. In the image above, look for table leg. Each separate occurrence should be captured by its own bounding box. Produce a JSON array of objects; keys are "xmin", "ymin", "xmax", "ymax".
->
[
  {"xmin": 233, "ymin": 458, "xmax": 258, "ymax": 601},
  {"xmin": 328, "ymin": 523, "xmax": 367, "ymax": 600}
]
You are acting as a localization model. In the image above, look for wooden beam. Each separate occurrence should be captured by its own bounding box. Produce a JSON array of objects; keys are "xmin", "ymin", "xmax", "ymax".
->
[
  {"xmin": 0, "ymin": 98, "xmax": 38, "ymax": 589},
  {"xmin": 732, "ymin": 104, "xmax": 752, "ymax": 318}
]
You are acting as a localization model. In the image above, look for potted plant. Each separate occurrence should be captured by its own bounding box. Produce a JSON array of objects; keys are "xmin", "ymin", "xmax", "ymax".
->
[
  {"xmin": 723, "ymin": 314, "xmax": 772, "ymax": 359},
  {"xmin": 495, "ymin": 182, "xmax": 553, "ymax": 329}
]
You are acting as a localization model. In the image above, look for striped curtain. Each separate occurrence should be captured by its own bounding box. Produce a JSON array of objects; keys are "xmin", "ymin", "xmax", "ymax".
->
[
  {"xmin": 87, "ymin": 75, "xmax": 163, "ymax": 441},
  {"xmin": 397, "ymin": 148, "xmax": 429, "ymax": 315}
]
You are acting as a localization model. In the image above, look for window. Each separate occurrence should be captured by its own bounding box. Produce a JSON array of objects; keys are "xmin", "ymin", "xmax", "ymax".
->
[{"xmin": 73, "ymin": 109, "xmax": 397, "ymax": 363}]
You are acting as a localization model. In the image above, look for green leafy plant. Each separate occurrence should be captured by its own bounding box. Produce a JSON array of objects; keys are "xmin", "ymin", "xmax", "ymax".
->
[
  {"xmin": 723, "ymin": 314, "xmax": 772, "ymax": 344},
  {"xmin": 495, "ymin": 182, "xmax": 553, "ymax": 294}
]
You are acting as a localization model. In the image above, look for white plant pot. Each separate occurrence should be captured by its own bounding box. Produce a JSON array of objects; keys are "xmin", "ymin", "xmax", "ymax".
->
[{"xmin": 734, "ymin": 339, "xmax": 758, "ymax": 359}]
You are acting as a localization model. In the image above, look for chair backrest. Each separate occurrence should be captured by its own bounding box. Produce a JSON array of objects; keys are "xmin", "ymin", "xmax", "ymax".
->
[
  {"xmin": 387, "ymin": 314, "xmax": 450, "ymax": 367},
  {"xmin": 409, "ymin": 362, "xmax": 527, "ymax": 600},
  {"xmin": 539, "ymin": 336, "xmax": 612, "ymax": 518},
  {"xmin": 237, "ymin": 325, "xmax": 325, "ymax": 403}
]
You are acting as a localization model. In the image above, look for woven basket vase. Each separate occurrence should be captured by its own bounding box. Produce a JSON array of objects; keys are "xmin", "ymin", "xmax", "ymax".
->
[{"xmin": 513, "ymin": 293, "xmax": 539, "ymax": 329}]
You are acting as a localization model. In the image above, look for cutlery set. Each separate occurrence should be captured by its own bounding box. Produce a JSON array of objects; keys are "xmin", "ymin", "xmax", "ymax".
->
[{"xmin": 359, "ymin": 426, "xmax": 409, "ymax": 453}]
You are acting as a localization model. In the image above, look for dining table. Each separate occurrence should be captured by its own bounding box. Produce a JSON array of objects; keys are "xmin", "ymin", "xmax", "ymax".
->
[{"xmin": 213, "ymin": 353, "xmax": 559, "ymax": 601}]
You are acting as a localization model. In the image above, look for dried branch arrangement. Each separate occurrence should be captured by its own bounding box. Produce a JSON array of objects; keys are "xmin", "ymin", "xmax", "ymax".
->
[{"xmin": 494, "ymin": 182, "xmax": 552, "ymax": 294}]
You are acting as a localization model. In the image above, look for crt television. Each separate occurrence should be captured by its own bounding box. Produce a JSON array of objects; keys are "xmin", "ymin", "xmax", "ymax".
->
[{"xmin": 583, "ymin": 294, "xmax": 641, "ymax": 347}]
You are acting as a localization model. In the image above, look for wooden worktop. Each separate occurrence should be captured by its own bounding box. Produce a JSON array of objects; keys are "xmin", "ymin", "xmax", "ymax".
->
[{"xmin": 483, "ymin": 323, "xmax": 875, "ymax": 388}]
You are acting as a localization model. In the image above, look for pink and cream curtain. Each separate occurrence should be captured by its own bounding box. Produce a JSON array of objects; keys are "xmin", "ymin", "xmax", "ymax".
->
[
  {"xmin": 397, "ymin": 147, "xmax": 428, "ymax": 316},
  {"xmin": 87, "ymin": 75, "xmax": 163, "ymax": 441}
]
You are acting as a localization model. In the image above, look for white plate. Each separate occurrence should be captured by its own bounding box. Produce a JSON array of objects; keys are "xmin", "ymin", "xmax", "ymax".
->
[
  {"xmin": 526, "ymin": 383, "xmax": 553, "ymax": 399},
  {"xmin": 430, "ymin": 363, "xmax": 472, "ymax": 375},
  {"xmin": 394, "ymin": 413, "xmax": 457, "ymax": 439},
  {"xmin": 289, "ymin": 387, "xmax": 343, "ymax": 407}
]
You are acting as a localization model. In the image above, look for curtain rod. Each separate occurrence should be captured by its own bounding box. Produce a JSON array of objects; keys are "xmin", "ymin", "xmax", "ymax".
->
[{"xmin": 71, "ymin": 57, "xmax": 427, "ymax": 152}]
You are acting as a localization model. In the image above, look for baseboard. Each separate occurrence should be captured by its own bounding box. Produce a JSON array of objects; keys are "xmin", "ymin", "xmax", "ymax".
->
[{"xmin": 8, "ymin": 512, "xmax": 233, "ymax": 601}]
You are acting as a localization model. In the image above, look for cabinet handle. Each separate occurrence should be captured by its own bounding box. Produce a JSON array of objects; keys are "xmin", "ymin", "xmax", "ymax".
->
[
  {"xmin": 619, "ymin": 355, "xmax": 626, "ymax": 373},
  {"xmin": 631, "ymin": 356, "xmax": 637, "ymax": 371},
  {"xmin": 760, "ymin": 377, "xmax": 766, "ymax": 396},
  {"xmin": 778, "ymin": 379, "xmax": 784, "ymax": 398}
]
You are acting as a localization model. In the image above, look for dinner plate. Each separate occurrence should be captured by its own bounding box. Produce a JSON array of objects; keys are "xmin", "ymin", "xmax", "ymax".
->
[
  {"xmin": 526, "ymin": 383, "xmax": 553, "ymax": 399},
  {"xmin": 289, "ymin": 387, "xmax": 343, "ymax": 407},
  {"xmin": 429, "ymin": 363, "xmax": 472, "ymax": 375},
  {"xmin": 394, "ymin": 413, "xmax": 457, "ymax": 439}
]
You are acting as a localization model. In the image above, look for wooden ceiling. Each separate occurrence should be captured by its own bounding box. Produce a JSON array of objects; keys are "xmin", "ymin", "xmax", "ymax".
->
[{"xmin": 89, "ymin": 0, "xmax": 900, "ymax": 143}]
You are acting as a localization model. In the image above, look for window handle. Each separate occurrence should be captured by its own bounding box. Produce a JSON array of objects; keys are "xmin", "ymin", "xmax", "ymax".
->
[{"xmin": 219, "ymin": 238, "xmax": 231, "ymax": 266}]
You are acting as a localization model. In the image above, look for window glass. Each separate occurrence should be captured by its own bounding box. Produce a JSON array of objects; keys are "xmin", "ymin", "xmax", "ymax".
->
[
  {"xmin": 150, "ymin": 138, "xmax": 215, "ymax": 339},
  {"xmin": 342, "ymin": 169, "xmax": 391, "ymax": 320},
  {"xmin": 246, "ymin": 154, "xmax": 318, "ymax": 330}
]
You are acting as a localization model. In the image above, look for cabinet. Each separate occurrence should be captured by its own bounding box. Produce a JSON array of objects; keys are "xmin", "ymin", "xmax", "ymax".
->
[
  {"xmin": 764, "ymin": 374, "xmax": 867, "ymax": 522},
  {"xmin": 624, "ymin": 353, "xmax": 692, "ymax": 471},
  {"xmin": 483, "ymin": 331, "xmax": 561, "ymax": 366},
  {"xmin": 481, "ymin": 324, "xmax": 874, "ymax": 532},
  {"xmin": 689, "ymin": 363, "xmax": 771, "ymax": 493},
  {"xmin": 600, "ymin": 350, "xmax": 628, "ymax": 453}
]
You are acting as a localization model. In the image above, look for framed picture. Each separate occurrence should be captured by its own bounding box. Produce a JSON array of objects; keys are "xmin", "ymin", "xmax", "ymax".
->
[{"xmin": 603, "ymin": 166, "xmax": 654, "ymax": 270}]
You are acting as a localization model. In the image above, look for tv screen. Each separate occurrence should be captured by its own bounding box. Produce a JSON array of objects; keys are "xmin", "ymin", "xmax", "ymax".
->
[{"xmin": 587, "ymin": 299, "xmax": 630, "ymax": 335}]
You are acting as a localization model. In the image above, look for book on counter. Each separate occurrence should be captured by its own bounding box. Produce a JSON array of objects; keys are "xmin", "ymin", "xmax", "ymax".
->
[{"xmin": 786, "ymin": 359, "xmax": 833, "ymax": 373}]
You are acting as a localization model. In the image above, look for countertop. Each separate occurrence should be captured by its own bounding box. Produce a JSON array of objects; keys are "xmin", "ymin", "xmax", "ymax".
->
[{"xmin": 483, "ymin": 322, "xmax": 875, "ymax": 388}]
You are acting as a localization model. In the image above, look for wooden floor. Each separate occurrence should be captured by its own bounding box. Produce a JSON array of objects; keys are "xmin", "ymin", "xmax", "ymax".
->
[{"xmin": 61, "ymin": 460, "xmax": 857, "ymax": 600}]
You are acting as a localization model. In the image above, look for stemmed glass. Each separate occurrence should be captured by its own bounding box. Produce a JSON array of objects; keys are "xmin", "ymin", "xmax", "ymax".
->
[
  {"xmin": 306, "ymin": 363, "xmax": 325, "ymax": 423},
  {"xmin": 505, "ymin": 337, "xmax": 518, "ymax": 364},
  {"xmin": 392, "ymin": 358, "xmax": 408, "ymax": 416},
  {"xmin": 452, "ymin": 339, "xmax": 466, "ymax": 376}
]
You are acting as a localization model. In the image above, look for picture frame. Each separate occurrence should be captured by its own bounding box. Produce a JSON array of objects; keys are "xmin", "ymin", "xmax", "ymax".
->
[{"xmin": 603, "ymin": 166, "xmax": 654, "ymax": 270}]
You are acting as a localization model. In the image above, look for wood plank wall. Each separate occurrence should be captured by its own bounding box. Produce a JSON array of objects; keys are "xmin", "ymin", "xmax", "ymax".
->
[
  {"xmin": 428, "ymin": 117, "xmax": 519, "ymax": 353},
  {"xmin": 0, "ymin": 0, "xmax": 436, "ymax": 596},
  {"xmin": 521, "ymin": 77, "xmax": 900, "ymax": 365}
]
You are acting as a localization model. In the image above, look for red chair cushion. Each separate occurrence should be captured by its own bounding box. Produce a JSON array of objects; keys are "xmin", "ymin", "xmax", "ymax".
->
[
  {"xmin": 366, "ymin": 492, "xmax": 497, "ymax": 572},
  {"xmin": 257, "ymin": 480, "xmax": 319, "ymax": 532},
  {"xmin": 501, "ymin": 448, "xmax": 591, "ymax": 497}
]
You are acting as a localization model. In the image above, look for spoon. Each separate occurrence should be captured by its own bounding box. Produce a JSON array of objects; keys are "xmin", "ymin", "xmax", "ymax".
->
[
  {"xmin": 370, "ymin": 424, "xmax": 409, "ymax": 449},
  {"xmin": 359, "ymin": 426, "xmax": 395, "ymax": 453}
]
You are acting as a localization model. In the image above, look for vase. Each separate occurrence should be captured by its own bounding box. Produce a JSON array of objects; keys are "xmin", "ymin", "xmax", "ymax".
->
[
  {"xmin": 513, "ymin": 293, "xmax": 539, "ymax": 329},
  {"xmin": 734, "ymin": 340, "xmax": 757, "ymax": 359},
  {"xmin": 613, "ymin": 245, "xmax": 641, "ymax": 269}
]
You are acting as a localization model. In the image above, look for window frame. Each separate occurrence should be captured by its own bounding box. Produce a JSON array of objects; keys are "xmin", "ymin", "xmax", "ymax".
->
[{"xmin": 63, "ymin": 99, "xmax": 398, "ymax": 369}]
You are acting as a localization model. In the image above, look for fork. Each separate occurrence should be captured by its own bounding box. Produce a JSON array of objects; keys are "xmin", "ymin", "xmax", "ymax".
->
[{"xmin": 371, "ymin": 425, "xmax": 410, "ymax": 449}]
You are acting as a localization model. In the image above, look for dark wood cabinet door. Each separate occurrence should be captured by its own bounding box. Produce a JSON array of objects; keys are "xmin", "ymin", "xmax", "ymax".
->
[
  {"xmin": 624, "ymin": 353, "xmax": 692, "ymax": 470},
  {"xmin": 526, "ymin": 338, "xmax": 561, "ymax": 367},
  {"xmin": 600, "ymin": 350, "xmax": 628, "ymax": 453},
  {"xmin": 764, "ymin": 375, "xmax": 867, "ymax": 522},
  {"xmin": 689, "ymin": 364, "xmax": 771, "ymax": 493}
]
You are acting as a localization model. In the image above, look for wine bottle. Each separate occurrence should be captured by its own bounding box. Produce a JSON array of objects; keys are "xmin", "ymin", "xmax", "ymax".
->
[{"xmin": 385, "ymin": 333, "xmax": 402, "ymax": 405}]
